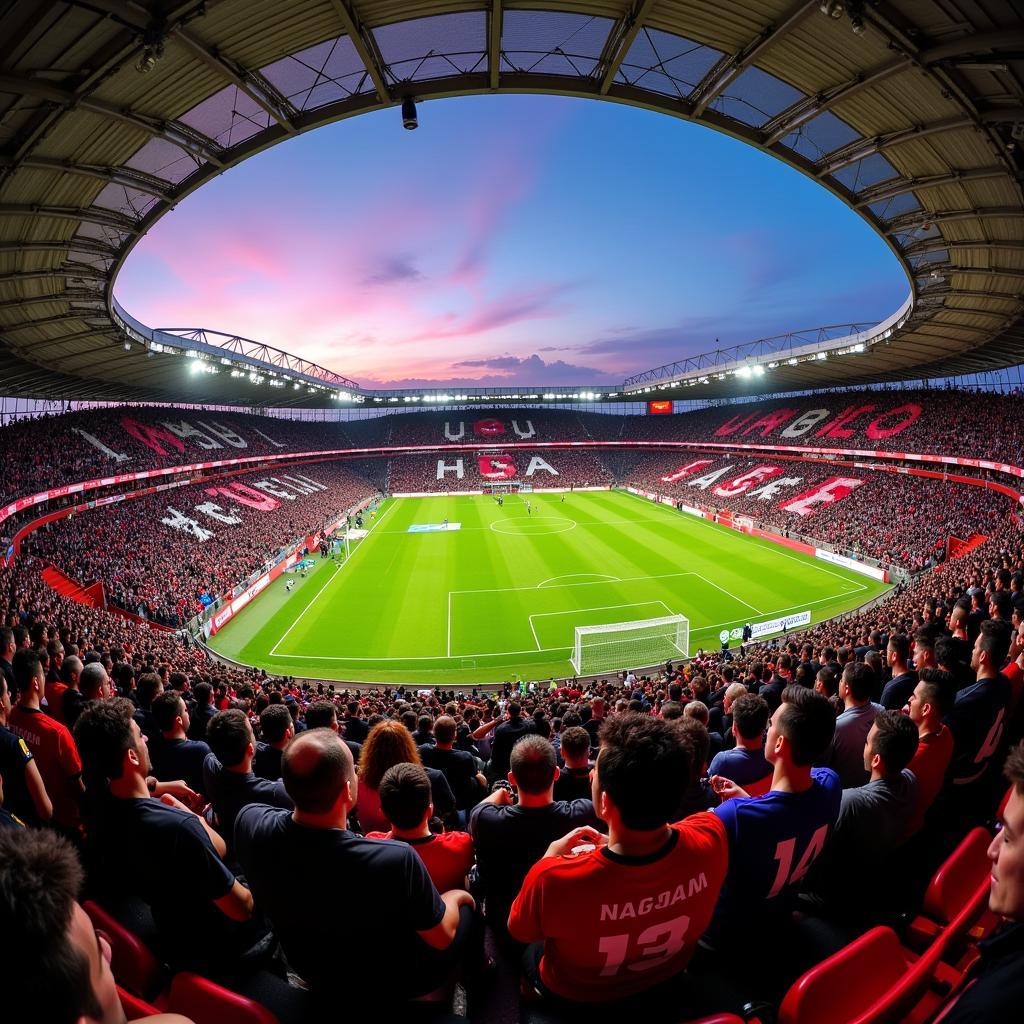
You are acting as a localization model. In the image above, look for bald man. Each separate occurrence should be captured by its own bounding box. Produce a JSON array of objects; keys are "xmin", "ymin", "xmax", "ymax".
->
[{"xmin": 234, "ymin": 730, "xmax": 476, "ymax": 1013}]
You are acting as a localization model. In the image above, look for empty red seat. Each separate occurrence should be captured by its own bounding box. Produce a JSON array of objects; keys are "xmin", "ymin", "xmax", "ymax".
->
[
  {"xmin": 777, "ymin": 925, "xmax": 949, "ymax": 1024},
  {"xmin": 906, "ymin": 827, "xmax": 993, "ymax": 955},
  {"xmin": 84, "ymin": 900, "xmax": 163, "ymax": 1001},
  {"xmin": 168, "ymin": 972, "xmax": 278, "ymax": 1024}
]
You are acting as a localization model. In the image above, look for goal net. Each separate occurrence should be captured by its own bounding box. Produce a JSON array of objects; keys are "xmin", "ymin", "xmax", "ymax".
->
[{"xmin": 571, "ymin": 614, "xmax": 689, "ymax": 676}]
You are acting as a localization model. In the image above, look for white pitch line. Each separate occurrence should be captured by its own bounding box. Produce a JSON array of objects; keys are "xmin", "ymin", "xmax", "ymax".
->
[
  {"xmin": 617, "ymin": 489, "xmax": 873, "ymax": 593},
  {"xmin": 690, "ymin": 571, "xmax": 764, "ymax": 616},
  {"xmin": 529, "ymin": 616, "xmax": 541, "ymax": 651},
  {"xmin": 537, "ymin": 573, "xmax": 621, "ymax": 588},
  {"xmin": 528, "ymin": 600, "xmax": 672, "ymax": 621},
  {"xmin": 446, "ymin": 591, "xmax": 452, "ymax": 659},
  {"xmin": 451, "ymin": 570, "xmax": 700, "ymax": 596},
  {"xmin": 266, "ymin": 588, "xmax": 867, "ymax": 662},
  {"xmin": 269, "ymin": 564, "xmax": 341, "ymax": 656},
  {"xmin": 270, "ymin": 499, "xmax": 397, "ymax": 656}
]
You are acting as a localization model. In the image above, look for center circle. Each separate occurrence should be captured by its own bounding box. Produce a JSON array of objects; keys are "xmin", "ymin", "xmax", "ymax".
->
[{"xmin": 490, "ymin": 516, "xmax": 576, "ymax": 536}]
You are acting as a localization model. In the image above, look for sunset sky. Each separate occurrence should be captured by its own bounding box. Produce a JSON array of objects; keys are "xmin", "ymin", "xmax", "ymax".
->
[{"xmin": 115, "ymin": 94, "xmax": 906, "ymax": 390}]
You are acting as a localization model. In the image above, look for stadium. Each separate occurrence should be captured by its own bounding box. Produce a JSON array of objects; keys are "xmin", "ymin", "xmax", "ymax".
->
[{"xmin": 1, "ymin": 1, "xmax": 1024, "ymax": 1023}]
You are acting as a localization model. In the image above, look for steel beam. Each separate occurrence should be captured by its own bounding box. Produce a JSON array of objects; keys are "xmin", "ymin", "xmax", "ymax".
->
[
  {"xmin": 327, "ymin": 0, "xmax": 391, "ymax": 102},
  {"xmin": 821, "ymin": 117, "xmax": 975, "ymax": 175},
  {"xmin": 0, "ymin": 73, "xmax": 225, "ymax": 167},
  {"xmin": 597, "ymin": 0, "xmax": 657, "ymax": 95},
  {"xmin": 690, "ymin": 1, "xmax": 818, "ymax": 118},
  {"xmin": 763, "ymin": 57, "xmax": 910, "ymax": 146}
]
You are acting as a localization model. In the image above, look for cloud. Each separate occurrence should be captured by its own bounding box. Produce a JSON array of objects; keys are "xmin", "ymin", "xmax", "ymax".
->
[
  {"xmin": 403, "ymin": 281, "xmax": 577, "ymax": 343},
  {"xmin": 358, "ymin": 352, "xmax": 619, "ymax": 389},
  {"xmin": 454, "ymin": 352, "xmax": 619, "ymax": 382},
  {"xmin": 361, "ymin": 252, "xmax": 423, "ymax": 286}
]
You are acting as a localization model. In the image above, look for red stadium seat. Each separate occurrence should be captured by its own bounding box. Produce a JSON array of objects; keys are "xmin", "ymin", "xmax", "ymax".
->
[
  {"xmin": 168, "ymin": 972, "xmax": 278, "ymax": 1024},
  {"xmin": 118, "ymin": 985, "xmax": 160, "ymax": 1021},
  {"xmin": 84, "ymin": 900, "xmax": 163, "ymax": 1001},
  {"xmin": 777, "ymin": 925, "xmax": 950, "ymax": 1024},
  {"xmin": 905, "ymin": 827, "xmax": 993, "ymax": 956}
]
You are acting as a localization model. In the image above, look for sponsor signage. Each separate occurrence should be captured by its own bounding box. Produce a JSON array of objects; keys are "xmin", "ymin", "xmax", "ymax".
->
[
  {"xmin": 718, "ymin": 610, "xmax": 812, "ymax": 645},
  {"xmin": 407, "ymin": 522, "xmax": 462, "ymax": 533},
  {"xmin": 815, "ymin": 548, "xmax": 889, "ymax": 582}
]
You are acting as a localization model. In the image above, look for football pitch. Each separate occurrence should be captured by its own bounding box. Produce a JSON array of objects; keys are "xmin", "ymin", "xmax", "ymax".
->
[{"xmin": 207, "ymin": 490, "xmax": 890, "ymax": 685}]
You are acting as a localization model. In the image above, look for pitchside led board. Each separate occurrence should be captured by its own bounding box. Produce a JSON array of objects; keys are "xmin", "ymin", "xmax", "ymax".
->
[{"xmin": 648, "ymin": 401, "xmax": 673, "ymax": 415}]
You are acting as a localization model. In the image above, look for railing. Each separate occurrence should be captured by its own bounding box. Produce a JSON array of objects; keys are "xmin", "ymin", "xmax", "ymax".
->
[
  {"xmin": 112, "ymin": 298, "xmax": 360, "ymax": 395},
  {"xmin": 624, "ymin": 295, "xmax": 915, "ymax": 393}
]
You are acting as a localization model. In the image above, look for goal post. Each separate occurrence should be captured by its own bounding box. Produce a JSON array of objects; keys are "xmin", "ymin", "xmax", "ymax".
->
[{"xmin": 570, "ymin": 614, "xmax": 690, "ymax": 676}]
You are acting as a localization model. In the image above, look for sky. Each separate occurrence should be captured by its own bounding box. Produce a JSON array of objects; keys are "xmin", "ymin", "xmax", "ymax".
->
[{"xmin": 115, "ymin": 95, "xmax": 907, "ymax": 390}]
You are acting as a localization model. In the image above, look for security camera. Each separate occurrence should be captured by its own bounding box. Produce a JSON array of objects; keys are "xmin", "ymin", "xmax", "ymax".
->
[{"xmin": 401, "ymin": 96, "xmax": 418, "ymax": 131}]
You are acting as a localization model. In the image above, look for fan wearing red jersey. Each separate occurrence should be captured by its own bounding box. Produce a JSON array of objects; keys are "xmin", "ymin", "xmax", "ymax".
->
[
  {"xmin": 509, "ymin": 713, "xmax": 727, "ymax": 1005},
  {"xmin": 367, "ymin": 762, "xmax": 474, "ymax": 892}
]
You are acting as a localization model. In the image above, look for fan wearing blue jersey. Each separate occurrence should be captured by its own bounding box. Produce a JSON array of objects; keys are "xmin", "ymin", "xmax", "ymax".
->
[{"xmin": 707, "ymin": 687, "xmax": 840, "ymax": 953}]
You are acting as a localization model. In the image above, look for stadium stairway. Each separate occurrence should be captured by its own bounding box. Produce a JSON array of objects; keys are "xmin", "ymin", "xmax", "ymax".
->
[{"xmin": 40, "ymin": 563, "xmax": 104, "ymax": 607}]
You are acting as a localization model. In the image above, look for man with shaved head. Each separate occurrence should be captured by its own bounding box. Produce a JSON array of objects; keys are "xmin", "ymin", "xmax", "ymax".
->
[{"xmin": 234, "ymin": 729, "xmax": 476, "ymax": 1013}]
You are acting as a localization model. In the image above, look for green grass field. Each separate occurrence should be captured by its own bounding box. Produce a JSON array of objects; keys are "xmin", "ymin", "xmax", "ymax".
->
[{"xmin": 207, "ymin": 490, "xmax": 889, "ymax": 685}]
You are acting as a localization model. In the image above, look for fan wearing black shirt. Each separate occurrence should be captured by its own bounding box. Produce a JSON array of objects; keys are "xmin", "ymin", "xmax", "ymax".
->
[
  {"xmin": 203, "ymin": 709, "xmax": 293, "ymax": 850},
  {"xmin": 73, "ymin": 699, "xmax": 261, "ymax": 975},
  {"xmin": 420, "ymin": 715, "xmax": 486, "ymax": 810},
  {"xmin": 253, "ymin": 704, "xmax": 293, "ymax": 781},
  {"xmin": 234, "ymin": 729, "xmax": 475, "ymax": 1014},
  {"xmin": 149, "ymin": 691, "xmax": 210, "ymax": 796},
  {"xmin": 881, "ymin": 633, "xmax": 917, "ymax": 711},
  {"xmin": 486, "ymin": 702, "xmax": 535, "ymax": 780},
  {"xmin": 552, "ymin": 726, "xmax": 592, "ymax": 802},
  {"xmin": 187, "ymin": 681, "xmax": 216, "ymax": 741},
  {"xmin": 470, "ymin": 734, "xmax": 603, "ymax": 936},
  {"xmin": 342, "ymin": 700, "xmax": 369, "ymax": 743}
]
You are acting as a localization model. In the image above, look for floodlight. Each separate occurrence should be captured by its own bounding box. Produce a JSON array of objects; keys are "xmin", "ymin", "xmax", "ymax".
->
[{"xmin": 401, "ymin": 97, "xmax": 418, "ymax": 130}]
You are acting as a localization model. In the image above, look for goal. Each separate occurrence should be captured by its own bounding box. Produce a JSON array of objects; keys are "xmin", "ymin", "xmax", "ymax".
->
[{"xmin": 570, "ymin": 614, "xmax": 690, "ymax": 676}]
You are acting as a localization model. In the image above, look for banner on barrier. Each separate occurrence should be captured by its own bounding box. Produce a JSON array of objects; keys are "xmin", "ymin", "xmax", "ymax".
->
[
  {"xmin": 718, "ymin": 610, "xmax": 812, "ymax": 644},
  {"xmin": 815, "ymin": 548, "xmax": 889, "ymax": 582}
]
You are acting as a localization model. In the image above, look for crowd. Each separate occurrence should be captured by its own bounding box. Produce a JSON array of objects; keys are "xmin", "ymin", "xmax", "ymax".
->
[
  {"xmin": 0, "ymin": 407, "xmax": 351, "ymax": 505},
  {"xmin": 3, "ymin": 495, "xmax": 1024, "ymax": 1021},
  {"xmin": 5, "ymin": 394, "xmax": 1024, "ymax": 1022},
  {"xmin": 386, "ymin": 450, "xmax": 613, "ymax": 493},
  {"xmin": 620, "ymin": 453, "xmax": 1014, "ymax": 570},
  {"xmin": 614, "ymin": 388, "xmax": 1024, "ymax": 466},
  {"xmin": 378, "ymin": 408, "xmax": 594, "ymax": 446},
  {"xmin": 5, "ymin": 390, "xmax": 1024, "ymax": 535},
  {"xmin": 26, "ymin": 461, "xmax": 376, "ymax": 625}
]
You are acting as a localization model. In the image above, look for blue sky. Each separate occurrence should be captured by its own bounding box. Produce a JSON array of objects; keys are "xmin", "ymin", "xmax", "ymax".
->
[{"xmin": 115, "ymin": 94, "xmax": 907, "ymax": 388}]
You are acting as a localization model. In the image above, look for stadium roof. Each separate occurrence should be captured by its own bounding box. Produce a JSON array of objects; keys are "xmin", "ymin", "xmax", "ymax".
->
[{"xmin": 0, "ymin": 0, "xmax": 1022, "ymax": 407}]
